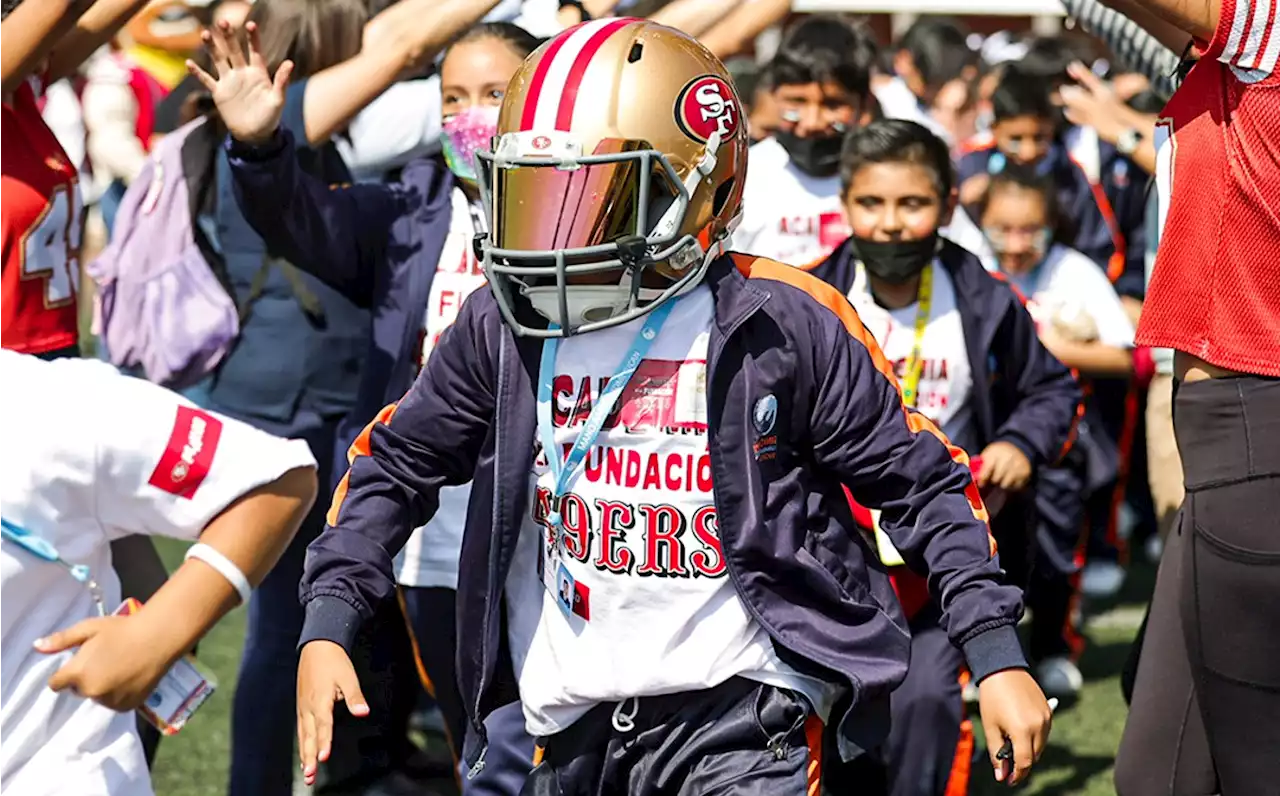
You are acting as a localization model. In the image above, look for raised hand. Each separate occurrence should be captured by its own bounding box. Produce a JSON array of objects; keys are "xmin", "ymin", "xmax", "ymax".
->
[{"xmin": 186, "ymin": 20, "xmax": 294, "ymax": 146}]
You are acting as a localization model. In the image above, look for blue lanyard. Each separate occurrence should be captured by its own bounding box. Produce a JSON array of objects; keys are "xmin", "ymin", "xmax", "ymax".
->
[
  {"xmin": 2, "ymin": 517, "xmax": 106, "ymax": 614},
  {"xmin": 536, "ymin": 300, "xmax": 677, "ymax": 528}
]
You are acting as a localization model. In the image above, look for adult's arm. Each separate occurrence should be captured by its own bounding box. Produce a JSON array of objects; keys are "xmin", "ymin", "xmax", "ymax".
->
[
  {"xmin": 298, "ymin": 0, "xmax": 500, "ymax": 147},
  {"xmin": 647, "ymin": 0, "xmax": 742, "ymax": 38},
  {"xmin": 1062, "ymin": 0, "xmax": 1182, "ymax": 95},
  {"xmin": 1, "ymin": 0, "xmax": 91, "ymax": 95},
  {"xmin": 1101, "ymin": 0, "xmax": 1207, "ymax": 51},
  {"xmin": 45, "ymin": 0, "xmax": 152, "ymax": 85},
  {"xmin": 699, "ymin": 0, "xmax": 791, "ymax": 60},
  {"xmin": 334, "ymin": 76, "xmax": 442, "ymax": 181}
]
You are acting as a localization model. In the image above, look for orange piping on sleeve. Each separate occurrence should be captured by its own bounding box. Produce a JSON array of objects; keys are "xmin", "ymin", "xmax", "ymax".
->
[{"xmin": 326, "ymin": 402, "xmax": 399, "ymax": 527}]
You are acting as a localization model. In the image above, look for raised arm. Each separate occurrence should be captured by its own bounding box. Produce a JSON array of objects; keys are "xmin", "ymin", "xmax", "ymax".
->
[
  {"xmin": 1101, "ymin": 0, "xmax": 1208, "ymax": 51},
  {"xmin": 43, "ymin": 0, "xmax": 151, "ymax": 85},
  {"xmin": 647, "ymin": 0, "xmax": 743, "ymax": 38},
  {"xmin": 298, "ymin": 0, "xmax": 501, "ymax": 147},
  {"xmin": 1, "ymin": 0, "xmax": 91, "ymax": 95},
  {"xmin": 699, "ymin": 0, "xmax": 791, "ymax": 60},
  {"xmin": 191, "ymin": 22, "xmax": 399, "ymax": 304},
  {"xmin": 1062, "ymin": 0, "xmax": 1182, "ymax": 95}
]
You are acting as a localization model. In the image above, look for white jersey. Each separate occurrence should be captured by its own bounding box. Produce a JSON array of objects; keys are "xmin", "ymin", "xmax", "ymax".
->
[
  {"xmin": 736, "ymin": 137, "xmax": 996, "ymax": 268},
  {"xmin": 504, "ymin": 286, "xmax": 838, "ymax": 738},
  {"xmin": 394, "ymin": 188, "xmax": 488, "ymax": 589},
  {"xmin": 0, "ymin": 351, "xmax": 315, "ymax": 796},
  {"xmin": 847, "ymin": 261, "xmax": 975, "ymax": 441}
]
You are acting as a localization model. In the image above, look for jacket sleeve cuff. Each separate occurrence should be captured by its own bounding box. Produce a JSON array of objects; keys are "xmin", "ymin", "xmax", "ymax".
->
[
  {"xmin": 225, "ymin": 126, "xmax": 289, "ymax": 162},
  {"xmin": 297, "ymin": 595, "xmax": 363, "ymax": 653},
  {"xmin": 961, "ymin": 624, "xmax": 1028, "ymax": 683}
]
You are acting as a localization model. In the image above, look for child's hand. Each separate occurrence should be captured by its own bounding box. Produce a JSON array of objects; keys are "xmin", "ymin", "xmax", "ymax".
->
[
  {"xmin": 297, "ymin": 640, "xmax": 369, "ymax": 786},
  {"xmin": 975, "ymin": 441, "xmax": 1032, "ymax": 492},
  {"xmin": 977, "ymin": 668, "xmax": 1053, "ymax": 785},
  {"xmin": 37, "ymin": 616, "xmax": 174, "ymax": 711},
  {"xmin": 187, "ymin": 20, "xmax": 293, "ymax": 146}
]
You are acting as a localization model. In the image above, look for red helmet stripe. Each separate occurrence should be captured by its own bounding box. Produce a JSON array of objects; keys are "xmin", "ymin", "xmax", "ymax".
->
[
  {"xmin": 520, "ymin": 27, "xmax": 575, "ymax": 131},
  {"xmin": 554, "ymin": 18, "xmax": 633, "ymax": 130}
]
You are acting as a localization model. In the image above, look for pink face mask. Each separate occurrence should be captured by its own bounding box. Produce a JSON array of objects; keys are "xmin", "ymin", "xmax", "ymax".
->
[{"xmin": 441, "ymin": 105, "xmax": 500, "ymax": 185}]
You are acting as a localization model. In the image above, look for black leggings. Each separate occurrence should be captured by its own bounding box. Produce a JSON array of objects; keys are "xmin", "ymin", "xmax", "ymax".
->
[{"xmin": 1116, "ymin": 376, "xmax": 1280, "ymax": 795}]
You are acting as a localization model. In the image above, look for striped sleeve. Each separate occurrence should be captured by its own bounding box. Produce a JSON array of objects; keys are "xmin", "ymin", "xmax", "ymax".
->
[
  {"xmin": 1210, "ymin": 0, "xmax": 1280, "ymax": 78},
  {"xmin": 1061, "ymin": 0, "xmax": 1183, "ymax": 95}
]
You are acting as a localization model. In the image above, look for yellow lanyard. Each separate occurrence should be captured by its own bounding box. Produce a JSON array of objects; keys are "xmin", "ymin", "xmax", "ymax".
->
[
  {"xmin": 897, "ymin": 264, "xmax": 934, "ymax": 408},
  {"xmin": 870, "ymin": 264, "xmax": 933, "ymax": 569}
]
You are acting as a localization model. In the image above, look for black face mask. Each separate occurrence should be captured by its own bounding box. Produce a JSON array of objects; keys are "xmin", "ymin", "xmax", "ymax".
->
[
  {"xmin": 774, "ymin": 129, "xmax": 844, "ymax": 177},
  {"xmin": 852, "ymin": 233, "xmax": 939, "ymax": 285}
]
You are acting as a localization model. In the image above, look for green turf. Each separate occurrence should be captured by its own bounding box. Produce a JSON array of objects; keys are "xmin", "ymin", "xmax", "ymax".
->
[{"xmin": 149, "ymin": 537, "xmax": 1143, "ymax": 795}]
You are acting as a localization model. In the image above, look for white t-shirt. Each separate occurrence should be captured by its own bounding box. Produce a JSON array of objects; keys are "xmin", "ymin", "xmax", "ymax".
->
[
  {"xmin": 847, "ymin": 261, "xmax": 974, "ymax": 441},
  {"xmin": 504, "ymin": 286, "xmax": 838, "ymax": 737},
  {"xmin": 735, "ymin": 137, "xmax": 995, "ymax": 268},
  {"xmin": 1004, "ymin": 244, "xmax": 1135, "ymax": 349},
  {"xmin": 0, "ymin": 351, "xmax": 315, "ymax": 796},
  {"xmin": 338, "ymin": 77, "xmax": 443, "ymax": 183},
  {"xmin": 394, "ymin": 188, "xmax": 488, "ymax": 589}
]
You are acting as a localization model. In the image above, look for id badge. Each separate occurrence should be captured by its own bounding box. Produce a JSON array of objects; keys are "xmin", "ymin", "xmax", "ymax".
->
[
  {"xmin": 114, "ymin": 599, "xmax": 216, "ymax": 735},
  {"xmin": 539, "ymin": 540, "xmax": 590, "ymax": 622}
]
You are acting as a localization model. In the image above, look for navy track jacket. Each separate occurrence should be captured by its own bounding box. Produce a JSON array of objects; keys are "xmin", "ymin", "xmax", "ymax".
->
[{"xmin": 298, "ymin": 253, "xmax": 1035, "ymax": 766}]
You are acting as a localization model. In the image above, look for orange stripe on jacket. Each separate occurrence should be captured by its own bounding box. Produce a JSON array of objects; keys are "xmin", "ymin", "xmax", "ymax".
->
[
  {"xmin": 326, "ymin": 402, "xmax": 399, "ymax": 527},
  {"xmin": 944, "ymin": 670, "xmax": 975, "ymax": 796},
  {"xmin": 804, "ymin": 714, "xmax": 824, "ymax": 796},
  {"xmin": 730, "ymin": 253, "xmax": 992, "ymax": 535}
]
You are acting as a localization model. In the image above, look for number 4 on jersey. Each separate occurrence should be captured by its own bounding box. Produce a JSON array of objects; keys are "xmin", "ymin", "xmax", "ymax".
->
[{"xmin": 20, "ymin": 184, "xmax": 82, "ymax": 307}]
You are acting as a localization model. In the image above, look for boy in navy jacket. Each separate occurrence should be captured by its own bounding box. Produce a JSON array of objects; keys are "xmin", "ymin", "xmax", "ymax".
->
[
  {"xmin": 808, "ymin": 119, "xmax": 1080, "ymax": 796},
  {"xmin": 253, "ymin": 20, "xmax": 1055, "ymax": 794}
]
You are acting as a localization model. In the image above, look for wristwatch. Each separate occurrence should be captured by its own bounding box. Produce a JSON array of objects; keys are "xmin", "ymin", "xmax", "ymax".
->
[
  {"xmin": 559, "ymin": 0, "xmax": 591, "ymax": 21},
  {"xmin": 1116, "ymin": 128, "xmax": 1142, "ymax": 156}
]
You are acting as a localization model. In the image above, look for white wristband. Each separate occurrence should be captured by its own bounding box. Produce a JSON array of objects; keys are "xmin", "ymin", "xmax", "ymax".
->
[{"xmin": 184, "ymin": 543, "xmax": 252, "ymax": 605}]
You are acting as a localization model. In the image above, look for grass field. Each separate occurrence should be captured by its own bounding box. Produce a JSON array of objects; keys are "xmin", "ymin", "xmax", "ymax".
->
[{"xmin": 149, "ymin": 539, "xmax": 1148, "ymax": 796}]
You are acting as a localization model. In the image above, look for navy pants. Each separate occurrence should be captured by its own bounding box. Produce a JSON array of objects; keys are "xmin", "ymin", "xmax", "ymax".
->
[
  {"xmin": 400, "ymin": 586, "xmax": 535, "ymax": 796},
  {"xmin": 883, "ymin": 618, "xmax": 967, "ymax": 796},
  {"xmin": 522, "ymin": 678, "xmax": 818, "ymax": 796},
  {"xmin": 1029, "ymin": 454, "xmax": 1088, "ymax": 662}
]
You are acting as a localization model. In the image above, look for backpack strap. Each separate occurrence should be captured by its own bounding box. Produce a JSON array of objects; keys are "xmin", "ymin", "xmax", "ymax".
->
[{"xmin": 239, "ymin": 256, "xmax": 326, "ymax": 326}]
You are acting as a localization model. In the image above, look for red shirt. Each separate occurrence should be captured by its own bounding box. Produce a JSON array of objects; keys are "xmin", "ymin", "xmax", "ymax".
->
[
  {"xmin": 1137, "ymin": 0, "xmax": 1280, "ymax": 376},
  {"xmin": 2, "ymin": 78, "xmax": 83, "ymax": 355}
]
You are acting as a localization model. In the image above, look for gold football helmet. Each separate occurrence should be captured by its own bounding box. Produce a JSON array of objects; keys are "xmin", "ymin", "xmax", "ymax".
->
[{"xmin": 477, "ymin": 18, "xmax": 748, "ymax": 337}]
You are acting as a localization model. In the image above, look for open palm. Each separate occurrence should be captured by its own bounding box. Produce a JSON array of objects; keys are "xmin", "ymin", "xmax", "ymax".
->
[{"xmin": 188, "ymin": 20, "xmax": 294, "ymax": 145}]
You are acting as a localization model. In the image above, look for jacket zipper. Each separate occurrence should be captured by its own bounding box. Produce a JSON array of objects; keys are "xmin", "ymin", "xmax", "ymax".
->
[{"xmin": 467, "ymin": 330, "xmax": 507, "ymax": 779}]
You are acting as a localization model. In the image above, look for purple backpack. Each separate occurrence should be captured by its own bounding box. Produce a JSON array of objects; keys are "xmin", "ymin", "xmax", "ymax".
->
[{"xmin": 89, "ymin": 117, "xmax": 238, "ymax": 389}]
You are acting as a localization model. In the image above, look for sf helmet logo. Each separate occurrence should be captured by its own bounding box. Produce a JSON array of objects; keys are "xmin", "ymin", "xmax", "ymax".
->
[{"xmin": 676, "ymin": 75, "xmax": 739, "ymax": 144}]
